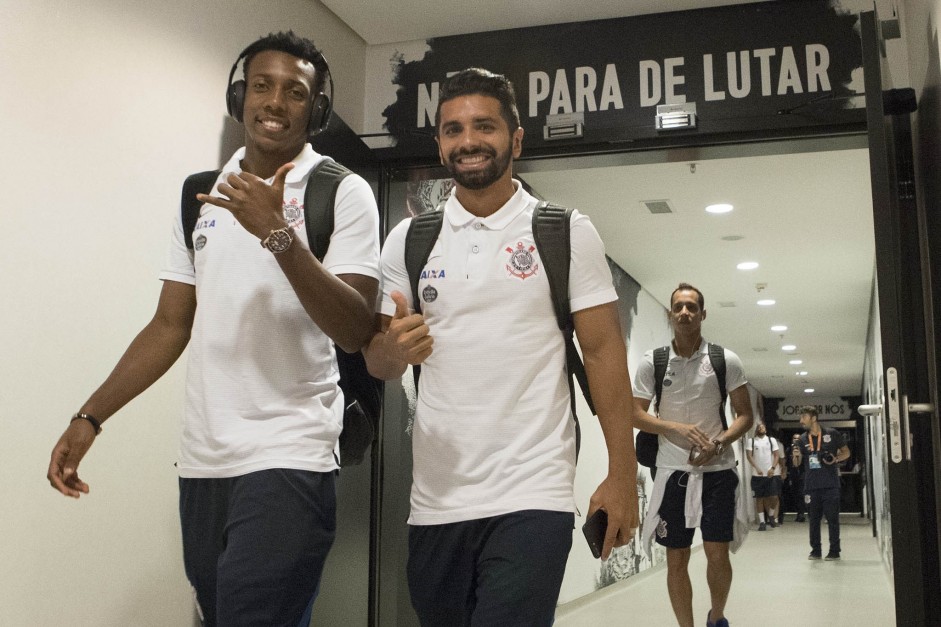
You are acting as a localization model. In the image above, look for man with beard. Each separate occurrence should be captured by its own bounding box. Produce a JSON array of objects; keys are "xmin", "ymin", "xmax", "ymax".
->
[
  {"xmin": 746, "ymin": 422, "xmax": 780, "ymax": 530},
  {"xmin": 364, "ymin": 68, "xmax": 639, "ymax": 626},
  {"xmin": 793, "ymin": 406, "xmax": 850, "ymax": 560},
  {"xmin": 633, "ymin": 284, "xmax": 754, "ymax": 627}
]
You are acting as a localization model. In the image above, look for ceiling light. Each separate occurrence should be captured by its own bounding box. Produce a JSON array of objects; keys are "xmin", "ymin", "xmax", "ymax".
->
[
  {"xmin": 770, "ymin": 325, "xmax": 788, "ymax": 332},
  {"xmin": 804, "ymin": 388, "xmax": 815, "ymax": 393},
  {"xmin": 789, "ymin": 359, "xmax": 803, "ymax": 365},
  {"xmin": 782, "ymin": 344, "xmax": 797, "ymax": 351},
  {"xmin": 737, "ymin": 261, "xmax": 759, "ymax": 270},
  {"xmin": 757, "ymin": 299, "xmax": 776, "ymax": 306},
  {"xmin": 706, "ymin": 203, "xmax": 734, "ymax": 214},
  {"xmin": 797, "ymin": 371, "xmax": 809, "ymax": 376}
]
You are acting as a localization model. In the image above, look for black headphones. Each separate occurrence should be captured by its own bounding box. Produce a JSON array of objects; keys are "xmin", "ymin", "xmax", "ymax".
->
[{"xmin": 225, "ymin": 46, "xmax": 334, "ymax": 137}]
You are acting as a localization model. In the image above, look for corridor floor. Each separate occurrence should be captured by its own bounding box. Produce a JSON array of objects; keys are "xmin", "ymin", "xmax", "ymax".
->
[{"xmin": 555, "ymin": 515, "xmax": 896, "ymax": 626}]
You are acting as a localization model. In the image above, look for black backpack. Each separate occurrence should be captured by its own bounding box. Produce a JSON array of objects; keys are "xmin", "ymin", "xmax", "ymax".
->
[
  {"xmin": 635, "ymin": 343, "xmax": 728, "ymax": 468},
  {"xmin": 404, "ymin": 201, "xmax": 596, "ymax": 457},
  {"xmin": 180, "ymin": 160, "xmax": 382, "ymax": 467}
]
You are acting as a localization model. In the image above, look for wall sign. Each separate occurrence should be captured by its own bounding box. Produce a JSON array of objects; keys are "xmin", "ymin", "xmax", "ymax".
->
[{"xmin": 367, "ymin": 0, "xmax": 864, "ymax": 158}]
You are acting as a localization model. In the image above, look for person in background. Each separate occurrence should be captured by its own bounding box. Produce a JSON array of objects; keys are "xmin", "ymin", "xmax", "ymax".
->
[
  {"xmin": 46, "ymin": 31, "xmax": 380, "ymax": 626},
  {"xmin": 633, "ymin": 283, "xmax": 755, "ymax": 627},
  {"xmin": 793, "ymin": 405, "xmax": 850, "ymax": 560},
  {"xmin": 746, "ymin": 422, "xmax": 780, "ymax": 531}
]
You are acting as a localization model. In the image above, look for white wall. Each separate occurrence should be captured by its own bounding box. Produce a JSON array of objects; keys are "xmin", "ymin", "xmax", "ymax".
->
[
  {"xmin": 558, "ymin": 276, "xmax": 671, "ymax": 604},
  {"xmin": 0, "ymin": 2, "xmax": 365, "ymax": 625}
]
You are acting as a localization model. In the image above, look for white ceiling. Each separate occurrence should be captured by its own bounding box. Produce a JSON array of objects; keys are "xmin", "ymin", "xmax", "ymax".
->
[{"xmin": 324, "ymin": 0, "xmax": 879, "ymax": 400}]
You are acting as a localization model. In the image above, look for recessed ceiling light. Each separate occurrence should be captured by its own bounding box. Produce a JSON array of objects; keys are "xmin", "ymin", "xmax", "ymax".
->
[
  {"xmin": 789, "ymin": 359, "xmax": 803, "ymax": 365},
  {"xmin": 782, "ymin": 344, "xmax": 797, "ymax": 351},
  {"xmin": 737, "ymin": 261, "xmax": 759, "ymax": 270},
  {"xmin": 797, "ymin": 371, "xmax": 809, "ymax": 376},
  {"xmin": 804, "ymin": 388, "xmax": 815, "ymax": 393},
  {"xmin": 706, "ymin": 203, "xmax": 734, "ymax": 214},
  {"xmin": 770, "ymin": 325, "xmax": 788, "ymax": 332},
  {"xmin": 757, "ymin": 299, "xmax": 776, "ymax": 306}
]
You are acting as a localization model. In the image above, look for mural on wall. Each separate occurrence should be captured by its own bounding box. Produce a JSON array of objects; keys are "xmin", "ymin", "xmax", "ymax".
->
[{"xmin": 366, "ymin": 0, "xmax": 865, "ymax": 158}]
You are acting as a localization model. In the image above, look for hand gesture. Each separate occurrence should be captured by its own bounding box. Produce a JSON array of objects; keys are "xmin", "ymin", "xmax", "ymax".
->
[
  {"xmin": 197, "ymin": 163, "xmax": 294, "ymax": 239},
  {"xmin": 385, "ymin": 291, "xmax": 433, "ymax": 365},
  {"xmin": 587, "ymin": 474, "xmax": 639, "ymax": 560},
  {"xmin": 47, "ymin": 420, "xmax": 97, "ymax": 498},
  {"xmin": 670, "ymin": 421, "xmax": 711, "ymax": 451}
]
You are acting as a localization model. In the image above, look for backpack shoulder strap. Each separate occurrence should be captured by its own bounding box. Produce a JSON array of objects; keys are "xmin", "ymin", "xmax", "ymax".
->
[
  {"xmin": 532, "ymin": 201, "xmax": 596, "ymax": 442},
  {"xmin": 532, "ymin": 201, "xmax": 572, "ymax": 331},
  {"xmin": 181, "ymin": 170, "xmax": 221, "ymax": 250},
  {"xmin": 707, "ymin": 343, "xmax": 729, "ymax": 429},
  {"xmin": 404, "ymin": 209, "xmax": 445, "ymax": 314},
  {"xmin": 403, "ymin": 206, "xmax": 445, "ymax": 390},
  {"xmin": 304, "ymin": 159, "xmax": 353, "ymax": 261},
  {"xmin": 653, "ymin": 345, "xmax": 671, "ymax": 414}
]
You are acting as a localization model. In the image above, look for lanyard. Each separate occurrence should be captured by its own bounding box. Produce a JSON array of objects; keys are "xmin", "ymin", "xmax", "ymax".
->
[{"xmin": 807, "ymin": 431, "xmax": 822, "ymax": 453}]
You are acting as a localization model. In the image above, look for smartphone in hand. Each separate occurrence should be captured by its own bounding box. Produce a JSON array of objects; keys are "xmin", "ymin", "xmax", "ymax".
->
[{"xmin": 582, "ymin": 509, "xmax": 608, "ymax": 559}]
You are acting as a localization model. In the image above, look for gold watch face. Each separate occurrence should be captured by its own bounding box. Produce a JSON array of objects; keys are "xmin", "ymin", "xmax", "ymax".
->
[{"xmin": 264, "ymin": 228, "xmax": 293, "ymax": 253}]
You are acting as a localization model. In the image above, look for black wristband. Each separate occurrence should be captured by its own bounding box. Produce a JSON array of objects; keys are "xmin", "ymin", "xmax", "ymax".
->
[{"xmin": 71, "ymin": 412, "xmax": 102, "ymax": 435}]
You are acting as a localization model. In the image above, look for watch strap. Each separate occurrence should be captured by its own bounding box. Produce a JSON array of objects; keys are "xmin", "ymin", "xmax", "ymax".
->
[{"xmin": 71, "ymin": 412, "xmax": 102, "ymax": 435}]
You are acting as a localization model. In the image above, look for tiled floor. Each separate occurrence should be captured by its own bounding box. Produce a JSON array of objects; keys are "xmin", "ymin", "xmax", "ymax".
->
[{"xmin": 555, "ymin": 515, "xmax": 896, "ymax": 626}]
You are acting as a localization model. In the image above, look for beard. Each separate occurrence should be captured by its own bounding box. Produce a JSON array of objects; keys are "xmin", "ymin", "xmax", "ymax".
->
[{"xmin": 444, "ymin": 141, "xmax": 513, "ymax": 190}]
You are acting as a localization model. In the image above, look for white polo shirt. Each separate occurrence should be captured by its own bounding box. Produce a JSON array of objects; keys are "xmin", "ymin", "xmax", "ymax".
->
[
  {"xmin": 746, "ymin": 435, "xmax": 779, "ymax": 474},
  {"xmin": 160, "ymin": 144, "xmax": 380, "ymax": 478},
  {"xmin": 633, "ymin": 340, "xmax": 747, "ymax": 472},
  {"xmin": 379, "ymin": 181, "xmax": 616, "ymax": 525}
]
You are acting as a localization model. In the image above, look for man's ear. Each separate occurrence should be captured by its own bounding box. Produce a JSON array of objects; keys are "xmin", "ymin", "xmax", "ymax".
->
[
  {"xmin": 435, "ymin": 136, "xmax": 445, "ymax": 166},
  {"xmin": 701, "ymin": 308, "xmax": 707, "ymax": 321},
  {"xmin": 512, "ymin": 127, "xmax": 524, "ymax": 158}
]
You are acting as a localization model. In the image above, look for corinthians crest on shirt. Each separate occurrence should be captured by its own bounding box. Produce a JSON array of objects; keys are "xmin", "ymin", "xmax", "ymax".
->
[{"xmin": 504, "ymin": 241, "xmax": 540, "ymax": 280}]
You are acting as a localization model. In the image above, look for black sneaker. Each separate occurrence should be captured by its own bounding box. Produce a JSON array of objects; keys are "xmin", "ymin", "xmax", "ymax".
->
[
  {"xmin": 795, "ymin": 516, "xmax": 806, "ymax": 522},
  {"xmin": 758, "ymin": 522, "xmax": 767, "ymax": 531},
  {"xmin": 768, "ymin": 520, "xmax": 777, "ymax": 528},
  {"xmin": 825, "ymin": 552, "xmax": 841, "ymax": 561},
  {"xmin": 808, "ymin": 551, "xmax": 822, "ymax": 560}
]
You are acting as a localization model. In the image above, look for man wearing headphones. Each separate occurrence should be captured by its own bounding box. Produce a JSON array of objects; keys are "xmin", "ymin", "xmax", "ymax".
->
[{"xmin": 47, "ymin": 31, "xmax": 379, "ymax": 626}]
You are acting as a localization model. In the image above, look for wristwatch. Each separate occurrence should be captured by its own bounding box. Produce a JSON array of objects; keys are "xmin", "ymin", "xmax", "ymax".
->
[
  {"xmin": 712, "ymin": 439, "xmax": 726, "ymax": 456},
  {"xmin": 261, "ymin": 227, "xmax": 294, "ymax": 253}
]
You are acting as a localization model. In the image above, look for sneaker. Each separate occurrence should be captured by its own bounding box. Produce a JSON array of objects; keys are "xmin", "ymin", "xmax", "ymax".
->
[
  {"xmin": 795, "ymin": 516, "xmax": 806, "ymax": 522},
  {"xmin": 768, "ymin": 520, "xmax": 777, "ymax": 528},
  {"xmin": 706, "ymin": 609, "xmax": 730, "ymax": 627},
  {"xmin": 825, "ymin": 552, "xmax": 841, "ymax": 561},
  {"xmin": 758, "ymin": 522, "xmax": 767, "ymax": 531},
  {"xmin": 808, "ymin": 551, "xmax": 822, "ymax": 560}
]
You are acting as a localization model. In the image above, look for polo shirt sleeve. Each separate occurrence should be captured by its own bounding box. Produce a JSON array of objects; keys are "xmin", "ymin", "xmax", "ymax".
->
[
  {"xmin": 322, "ymin": 174, "xmax": 380, "ymax": 279},
  {"xmin": 631, "ymin": 349, "xmax": 656, "ymax": 401},
  {"xmin": 745, "ymin": 438, "xmax": 754, "ymax": 452},
  {"xmin": 568, "ymin": 210, "xmax": 617, "ymax": 313},
  {"xmin": 159, "ymin": 207, "xmax": 196, "ymax": 286},
  {"xmin": 723, "ymin": 348, "xmax": 748, "ymax": 392},
  {"xmin": 377, "ymin": 217, "xmax": 413, "ymax": 318}
]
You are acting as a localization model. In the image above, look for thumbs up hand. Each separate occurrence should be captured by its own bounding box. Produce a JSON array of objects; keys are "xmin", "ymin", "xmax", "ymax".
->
[{"xmin": 385, "ymin": 291, "xmax": 433, "ymax": 366}]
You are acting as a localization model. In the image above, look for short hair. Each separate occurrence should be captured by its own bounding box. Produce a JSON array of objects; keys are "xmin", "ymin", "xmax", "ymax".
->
[
  {"xmin": 240, "ymin": 31, "xmax": 326, "ymax": 93},
  {"xmin": 800, "ymin": 405, "xmax": 818, "ymax": 418},
  {"xmin": 671, "ymin": 282, "xmax": 705, "ymax": 309},
  {"xmin": 435, "ymin": 68, "xmax": 521, "ymax": 134}
]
